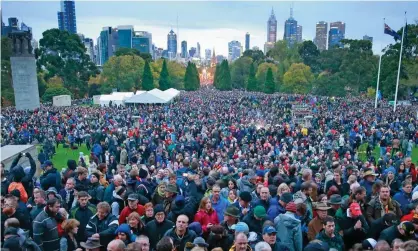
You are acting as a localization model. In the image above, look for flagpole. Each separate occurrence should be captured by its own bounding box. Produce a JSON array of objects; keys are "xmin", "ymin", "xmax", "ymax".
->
[
  {"xmin": 375, "ymin": 54, "xmax": 382, "ymax": 109},
  {"xmin": 393, "ymin": 12, "xmax": 406, "ymax": 112}
]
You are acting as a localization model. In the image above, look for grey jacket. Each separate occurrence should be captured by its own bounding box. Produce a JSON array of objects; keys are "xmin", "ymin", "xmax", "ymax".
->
[{"xmin": 33, "ymin": 209, "xmax": 60, "ymax": 251}]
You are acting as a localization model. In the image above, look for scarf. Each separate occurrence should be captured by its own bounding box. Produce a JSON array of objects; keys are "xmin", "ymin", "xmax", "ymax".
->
[{"xmin": 157, "ymin": 184, "xmax": 166, "ymax": 197}]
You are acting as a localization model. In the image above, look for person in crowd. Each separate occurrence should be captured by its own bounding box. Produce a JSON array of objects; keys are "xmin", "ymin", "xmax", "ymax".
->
[
  {"xmin": 111, "ymin": 186, "xmax": 126, "ymax": 217},
  {"xmin": 243, "ymin": 205, "xmax": 268, "ymax": 235},
  {"xmin": 103, "ymin": 175, "xmax": 123, "ymax": 203},
  {"xmin": 230, "ymin": 232, "xmax": 252, "ymax": 251},
  {"xmin": 163, "ymin": 184, "xmax": 179, "ymax": 213},
  {"xmin": 379, "ymin": 221, "xmax": 415, "ymax": 244},
  {"xmin": 135, "ymin": 235, "xmax": 151, "ymax": 251},
  {"xmin": 8, "ymin": 152, "xmax": 37, "ymax": 199},
  {"xmin": 75, "ymin": 167, "xmax": 90, "ymax": 189},
  {"xmin": 80, "ymin": 237, "xmax": 102, "ymax": 251},
  {"xmin": 233, "ymin": 191, "xmax": 253, "ymax": 220},
  {"xmin": 1, "ymin": 194, "xmax": 30, "ymax": 236},
  {"xmin": 126, "ymin": 212, "xmax": 146, "ymax": 241},
  {"xmin": 70, "ymin": 191, "xmax": 96, "ymax": 244},
  {"xmin": 156, "ymin": 236, "xmax": 175, "ymax": 251},
  {"xmin": 368, "ymin": 212, "xmax": 398, "ymax": 240},
  {"xmin": 335, "ymin": 202, "xmax": 369, "ymax": 248},
  {"xmin": 315, "ymin": 216, "xmax": 344, "ymax": 250},
  {"xmin": 211, "ymin": 184, "xmax": 229, "ymax": 222},
  {"xmin": 145, "ymin": 204, "xmax": 174, "ymax": 250},
  {"xmin": 119, "ymin": 193, "xmax": 145, "ymax": 224},
  {"xmin": 33, "ymin": 198, "xmax": 62, "ymax": 251},
  {"xmin": 114, "ymin": 223, "xmax": 131, "ymax": 246},
  {"xmin": 107, "ymin": 239, "xmax": 126, "ymax": 251},
  {"xmin": 88, "ymin": 172, "xmax": 105, "ymax": 205},
  {"xmin": 40, "ymin": 160, "xmax": 62, "ymax": 191},
  {"xmin": 152, "ymin": 183, "xmax": 166, "ymax": 205},
  {"xmin": 194, "ymin": 197, "xmax": 220, "ymax": 235},
  {"xmin": 85, "ymin": 202, "xmax": 119, "ymax": 249},
  {"xmin": 141, "ymin": 202, "xmax": 154, "ymax": 224},
  {"xmin": 274, "ymin": 201, "xmax": 302, "ymax": 251},
  {"xmin": 221, "ymin": 205, "xmax": 240, "ymax": 234},
  {"xmin": 393, "ymin": 181, "xmax": 413, "ymax": 215},
  {"xmin": 60, "ymin": 219, "xmax": 82, "ymax": 251},
  {"xmin": 164, "ymin": 214, "xmax": 197, "ymax": 251},
  {"xmin": 308, "ymin": 202, "xmax": 330, "ymax": 241},
  {"xmin": 367, "ymin": 185, "xmax": 402, "ymax": 223},
  {"xmin": 267, "ymin": 192, "xmax": 292, "ymax": 221},
  {"xmin": 253, "ymin": 187, "xmax": 271, "ymax": 211},
  {"xmin": 60, "ymin": 177, "xmax": 75, "ymax": 211},
  {"xmin": 293, "ymin": 182, "xmax": 313, "ymax": 221},
  {"xmin": 30, "ymin": 189, "xmax": 47, "ymax": 220}
]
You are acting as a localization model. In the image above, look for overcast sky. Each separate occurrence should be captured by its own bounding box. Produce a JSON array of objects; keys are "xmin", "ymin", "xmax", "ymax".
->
[{"xmin": 2, "ymin": 1, "xmax": 417, "ymax": 55}]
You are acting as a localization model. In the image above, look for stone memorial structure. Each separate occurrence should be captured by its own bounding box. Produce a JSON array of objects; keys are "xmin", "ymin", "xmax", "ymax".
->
[
  {"xmin": 53, "ymin": 95, "xmax": 71, "ymax": 107},
  {"xmin": 9, "ymin": 30, "xmax": 40, "ymax": 110}
]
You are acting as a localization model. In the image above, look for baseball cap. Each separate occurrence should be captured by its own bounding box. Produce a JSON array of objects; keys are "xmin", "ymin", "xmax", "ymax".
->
[
  {"xmin": 362, "ymin": 238, "xmax": 377, "ymax": 250},
  {"xmin": 401, "ymin": 221, "xmax": 415, "ymax": 236},
  {"xmin": 127, "ymin": 194, "xmax": 139, "ymax": 201},
  {"xmin": 42, "ymin": 160, "xmax": 53, "ymax": 168},
  {"xmin": 262, "ymin": 226, "xmax": 277, "ymax": 235},
  {"xmin": 231, "ymin": 222, "xmax": 249, "ymax": 234},
  {"xmin": 349, "ymin": 202, "xmax": 362, "ymax": 217}
]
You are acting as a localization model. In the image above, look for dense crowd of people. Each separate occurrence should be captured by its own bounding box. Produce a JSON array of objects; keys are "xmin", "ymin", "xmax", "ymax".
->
[{"xmin": 1, "ymin": 89, "xmax": 418, "ymax": 251}]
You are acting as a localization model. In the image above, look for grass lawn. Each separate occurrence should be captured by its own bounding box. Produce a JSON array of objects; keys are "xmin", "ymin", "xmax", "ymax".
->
[
  {"xmin": 358, "ymin": 143, "xmax": 418, "ymax": 163},
  {"xmin": 38, "ymin": 144, "xmax": 90, "ymax": 171}
]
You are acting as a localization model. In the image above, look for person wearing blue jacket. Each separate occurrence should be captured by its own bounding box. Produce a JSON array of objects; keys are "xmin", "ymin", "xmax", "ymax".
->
[
  {"xmin": 393, "ymin": 180, "xmax": 413, "ymax": 215},
  {"xmin": 40, "ymin": 160, "xmax": 62, "ymax": 191}
]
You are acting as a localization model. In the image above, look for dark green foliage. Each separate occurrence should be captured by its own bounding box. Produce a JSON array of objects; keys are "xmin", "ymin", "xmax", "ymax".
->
[
  {"xmin": 142, "ymin": 60, "xmax": 154, "ymax": 90},
  {"xmin": 247, "ymin": 63, "xmax": 257, "ymax": 91},
  {"xmin": 264, "ymin": 68, "xmax": 275, "ymax": 94},
  {"xmin": 159, "ymin": 59, "xmax": 171, "ymax": 90},
  {"xmin": 41, "ymin": 87, "xmax": 72, "ymax": 102}
]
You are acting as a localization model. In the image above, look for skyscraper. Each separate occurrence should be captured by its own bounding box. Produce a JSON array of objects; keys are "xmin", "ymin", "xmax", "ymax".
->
[
  {"xmin": 267, "ymin": 8, "xmax": 277, "ymax": 43},
  {"xmin": 283, "ymin": 7, "xmax": 298, "ymax": 47},
  {"xmin": 245, "ymin": 33, "xmax": 250, "ymax": 51},
  {"xmin": 314, "ymin": 21, "xmax": 328, "ymax": 51},
  {"xmin": 205, "ymin": 49, "xmax": 211, "ymax": 60},
  {"xmin": 181, "ymin": 40, "xmax": 188, "ymax": 58},
  {"xmin": 83, "ymin": 38, "xmax": 94, "ymax": 62},
  {"xmin": 228, "ymin": 40, "xmax": 241, "ymax": 61},
  {"xmin": 197, "ymin": 42, "xmax": 201, "ymax": 58},
  {"xmin": 296, "ymin": 25, "xmax": 302, "ymax": 43},
  {"xmin": 167, "ymin": 29, "xmax": 177, "ymax": 60},
  {"xmin": 328, "ymin": 21, "xmax": 345, "ymax": 49},
  {"xmin": 189, "ymin": 47, "xmax": 196, "ymax": 58},
  {"xmin": 363, "ymin": 35, "xmax": 373, "ymax": 44},
  {"xmin": 132, "ymin": 31, "xmax": 152, "ymax": 54},
  {"xmin": 57, "ymin": 0, "xmax": 77, "ymax": 34},
  {"xmin": 118, "ymin": 25, "xmax": 133, "ymax": 48},
  {"xmin": 99, "ymin": 27, "xmax": 118, "ymax": 64}
]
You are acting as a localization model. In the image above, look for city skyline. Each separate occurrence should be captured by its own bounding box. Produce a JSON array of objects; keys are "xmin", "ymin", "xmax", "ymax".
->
[{"xmin": 2, "ymin": 1, "xmax": 417, "ymax": 56}]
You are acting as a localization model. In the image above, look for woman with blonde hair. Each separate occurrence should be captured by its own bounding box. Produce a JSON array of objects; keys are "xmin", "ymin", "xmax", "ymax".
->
[
  {"xmin": 277, "ymin": 183, "xmax": 290, "ymax": 197},
  {"xmin": 194, "ymin": 197, "xmax": 219, "ymax": 235},
  {"xmin": 60, "ymin": 219, "xmax": 82, "ymax": 251},
  {"xmin": 152, "ymin": 183, "xmax": 166, "ymax": 205}
]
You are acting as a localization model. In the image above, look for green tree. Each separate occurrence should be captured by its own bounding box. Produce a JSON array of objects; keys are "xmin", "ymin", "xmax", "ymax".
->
[
  {"xmin": 282, "ymin": 63, "xmax": 314, "ymax": 94},
  {"xmin": 242, "ymin": 49, "xmax": 265, "ymax": 65},
  {"xmin": 298, "ymin": 41, "xmax": 320, "ymax": 73},
  {"xmin": 264, "ymin": 68, "xmax": 275, "ymax": 94},
  {"xmin": 151, "ymin": 59, "xmax": 186, "ymax": 89},
  {"xmin": 41, "ymin": 87, "xmax": 72, "ymax": 102},
  {"xmin": 37, "ymin": 72, "xmax": 48, "ymax": 97},
  {"xmin": 142, "ymin": 60, "xmax": 154, "ymax": 91},
  {"xmin": 217, "ymin": 60, "xmax": 232, "ymax": 91},
  {"xmin": 184, "ymin": 62, "xmax": 200, "ymax": 91},
  {"xmin": 213, "ymin": 64, "xmax": 221, "ymax": 88},
  {"xmin": 101, "ymin": 55, "xmax": 145, "ymax": 93},
  {"xmin": 88, "ymin": 75, "xmax": 102, "ymax": 96},
  {"xmin": 256, "ymin": 63, "xmax": 278, "ymax": 91},
  {"xmin": 158, "ymin": 59, "xmax": 171, "ymax": 90},
  {"xmin": 247, "ymin": 63, "xmax": 257, "ymax": 91},
  {"xmin": 35, "ymin": 29, "xmax": 98, "ymax": 97},
  {"xmin": 1, "ymin": 37, "xmax": 13, "ymax": 106},
  {"xmin": 312, "ymin": 72, "xmax": 347, "ymax": 97},
  {"xmin": 231, "ymin": 57, "xmax": 253, "ymax": 89},
  {"xmin": 115, "ymin": 48, "xmax": 152, "ymax": 62}
]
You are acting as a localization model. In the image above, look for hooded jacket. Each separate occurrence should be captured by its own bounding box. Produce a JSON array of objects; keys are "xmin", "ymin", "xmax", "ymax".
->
[
  {"xmin": 40, "ymin": 168, "xmax": 62, "ymax": 191},
  {"xmin": 274, "ymin": 212, "xmax": 303, "ymax": 251}
]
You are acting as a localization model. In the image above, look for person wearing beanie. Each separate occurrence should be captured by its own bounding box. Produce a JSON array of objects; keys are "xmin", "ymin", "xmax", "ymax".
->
[
  {"xmin": 369, "ymin": 212, "xmax": 398, "ymax": 240},
  {"xmin": 188, "ymin": 222, "xmax": 203, "ymax": 237},
  {"xmin": 274, "ymin": 201, "xmax": 303, "ymax": 251},
  {"xmin": 267, "ymin": 192, "xmax": 292, "ymax": 222},
  {"xmin": 145, "ymin": 204, "xmax": 174, "ymax": 250},
  {"xmin": 379, "ymin": 221, "xmax": 416, "ymax": 244},
  {"xmin": 115, "ymin": 223, "xmax": 132, "ymax": 246},
  {"xmin": 167, "ymin": 195, "xmax": 197, "ymax": 223},
  {"xmin": 243, "ymin": 205, "xmax": 267, "ymax": 236},
  {"xmin": 315, "ymin": 216, "xmax": 345, "ymax": 251},
  {"xmin": 88, "ymin": 171, "xmax": 105, "ymax": 205},
  {"xmin": 362, "ymin": 238, "xmax": 377, "ymax": 250},
  {"xmin": 233, "ymin": 191, "xmax": 253, "ymax": 220}
]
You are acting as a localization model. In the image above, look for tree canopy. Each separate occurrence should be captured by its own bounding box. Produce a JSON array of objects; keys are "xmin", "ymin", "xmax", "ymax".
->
[{"xmin": 158, "ymin": 59, "xmax": 171, "ymax": 91}]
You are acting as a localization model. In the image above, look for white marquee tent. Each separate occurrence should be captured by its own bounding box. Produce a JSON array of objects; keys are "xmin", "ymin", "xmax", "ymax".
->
[
  {"xmin": 99, "ymin": 92, "xmax": 134, "ymax": 106},
  {"xmin": 164, "ymin": 88, "xmax": 180, "ymax": 98},
  {"xmin": 124, "ymin": 88, "xmax": 180, "ymax": 104}
]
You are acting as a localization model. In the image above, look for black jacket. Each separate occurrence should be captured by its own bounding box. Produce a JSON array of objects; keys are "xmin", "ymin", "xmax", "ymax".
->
[
  {"xmin": 164, "ymin": 227, "xmax": 197, "ymax": 251},
  {"xmin": 40, "ymin": 168, "xmax": 62, "ymax": 191},
  {"xmin": 243, "ymin": 212, "xmax": 266, "ymax": 236},
  {"xmin": 9, "ymin": 153, "xmax": 37, "ymax": 196},
  {"xmin": 167, "ymin": 197, "xmax": 197, "ymax": 223},
  {"xmin": 70, "ymin": 203, "xmax": 97, "ymax": 243},
  {"xmin": 88, "ymin": 182, "xmax": 105, "ymax": 205},
  {"xmin": 368, "ymin": 217, "xmax": 391, "ymax": 240},
  {"xmin": 336, "ymin": 214, "xmax": 369, "ymax": 249},
  {"xmin": 379, "ymin": 225, "xmax": 410, "ymax": 244},
  {"xmin": 85, "ymin": 213, "xmax": 119, "ymax": 248},
  {"xmin": 145, "ymin": 219, "xmax": 174, "ymax": 250}
]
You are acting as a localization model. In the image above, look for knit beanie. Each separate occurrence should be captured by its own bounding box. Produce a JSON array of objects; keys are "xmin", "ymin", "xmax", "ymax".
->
[{"xmin": 285, "ymin": 201, "xmax": 297, "ymax": 213}]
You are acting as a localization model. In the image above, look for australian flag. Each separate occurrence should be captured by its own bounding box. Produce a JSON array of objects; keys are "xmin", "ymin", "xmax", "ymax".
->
[{"xmin": 384, "ymin": 23, "xmax": 401, "ymax": 41}]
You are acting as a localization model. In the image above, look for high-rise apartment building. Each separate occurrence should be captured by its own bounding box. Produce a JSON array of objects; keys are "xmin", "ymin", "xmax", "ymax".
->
[
  {"xmin": 83, "ymin": 37, "xmax": 94, "ymax": 62},
  {"xmin": 99, "ymin": 27, "xmax": 118, "ymax": 64},
  {"xmin": 296, "ymin": 25, "xmax": 302, "ymax": 43},
  {"xmin": 189, "ymin": 47, "xmax": 196, "ymax": 58},
  {"xmin": 228, "ymin": 40, "xmax": 241, "ymax": 61},
  {"xmin": 267, "ymin": 8, "xmax": 277, "ymax": 43},
  {"xmin": 117, "ymin": 25, "xmax": 133, "ymax": 48},
  {"xmin": 57, "ymin": 0, "xmax": 77, "ymax": 34},
  {"xmin": 314, "ymin": 21, "xmax": 328, "ymax": 51},
  {"xmin": 181, "ymin": 41, "xmax": 188, "ymax": 58},
  {"xmin": 245, "ymin": 33, "xmax": 250, "ymax": 51},
  {"xmin": 132, "ymin": 31, "xmax": 152, "ymax": 54},
  {"xmin": 167, "ymin": 29, "xmax": 177, "ymax": 60},
  {"xmin": 283, "ymin": 8, "xmax": 298, "ymax": 47},
  {"xmin": 197, "ymin": 42, "xmax": 201, "ymax": 58},
  {"xmin": 328, "ymin": 21, "xmax": 345, "ymax": 49}
]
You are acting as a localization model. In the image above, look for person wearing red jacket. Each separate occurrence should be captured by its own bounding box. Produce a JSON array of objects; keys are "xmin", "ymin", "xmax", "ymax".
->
[
  {"xmin": 404, "ymin": 157, "xmax": 417, "ymax": 183},
  {"xmin": 193, "ymin": 197, "xmax": 219, "ymax": 235},
  {"xmin": 118, "ymin": 194, "xmax": 145, "ymax": 224}
]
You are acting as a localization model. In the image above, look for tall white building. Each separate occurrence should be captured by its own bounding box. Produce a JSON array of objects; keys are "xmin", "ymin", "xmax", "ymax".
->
[
  {"xmin": 228, "ymin": 40, "xmax": 241, "ymax": 61},
  {"xmin": 197, "ymin": 42, "xmax": 201, "ymax": 58},
  {"xmin": 205, "ymin": 49, "xmax": 211, "ymax": 59}
]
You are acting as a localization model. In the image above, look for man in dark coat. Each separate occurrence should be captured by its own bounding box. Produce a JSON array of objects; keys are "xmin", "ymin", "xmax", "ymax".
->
[
  {"xmin": 145, "ymin": 204, "xmax": 174, "ymax": 250},
  {"xmin": 164, "ymin": 214, "xmax": 197, "ymax": 251},
  {"xmin": 243, "ymin": 205, "xmax": 268, "ymax": 236},
  {"xmin": 379, "ymin": 221, "xmax": 415, "ymax": 244},
  {"xmin": 9, "ymin": 152, "xmax": 37, "ymax": 196},
  {"xmin": 368, "ymin": 213, "xmax": 398, "ymax": 240},
  {"xmin": 39, "ymin": 160, "xmax": 62, "ymax": 191},
  {"xmin": 70, "ymin": 191, "xmax": 96, "ymax": 244},
  {"xmin": 85, "ymin": 202, "xmax": 119, "ymax": 249},
  {"xmin": 30, "ymin": 189, "xmax": 47, "ymax": 220},
  {"xmin": 335, "ymin": 202, "xmax": 369, "ymax": 249}
]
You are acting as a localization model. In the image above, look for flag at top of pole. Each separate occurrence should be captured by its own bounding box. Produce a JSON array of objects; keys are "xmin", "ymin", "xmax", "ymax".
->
[{"xmin": 384, "ymin": 23, "xmax": 402, "ymax": 40}]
